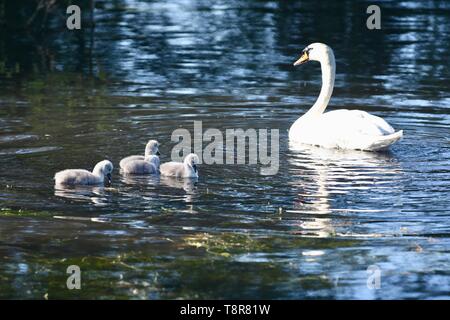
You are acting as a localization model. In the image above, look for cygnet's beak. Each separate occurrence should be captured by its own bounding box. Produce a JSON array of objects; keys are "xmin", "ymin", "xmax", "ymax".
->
[
  {"xmin": 294, "ymin": 51, "xmax": 309, "ymax": 66},
  {"xmin": 106, "ymin": 173, "xmax": 112, "ymax": 184},
  {"xmin": 156, "ymin": 151, "xmax": 161, "ymax": 156}
]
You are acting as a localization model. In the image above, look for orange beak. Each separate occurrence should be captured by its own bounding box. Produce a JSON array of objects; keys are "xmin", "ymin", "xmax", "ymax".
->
[{"xmin": 293, "ymin": 51, "xmax": 309, "ymax": 66}]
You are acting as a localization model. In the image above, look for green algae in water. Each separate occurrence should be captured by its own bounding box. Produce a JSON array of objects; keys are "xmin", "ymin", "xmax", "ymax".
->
[
  {"xmin": 182, "ymin": 232, "xmax": 361, "ymax": 257},
  {"xmin": 0, "ymin": 208, "xmax": 53, "ymax": 217}
]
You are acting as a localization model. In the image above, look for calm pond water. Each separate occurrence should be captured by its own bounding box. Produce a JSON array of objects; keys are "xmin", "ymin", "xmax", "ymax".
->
[{"xmin": 0, "ymin": 0, "xmax": 449, "ymax": 299}]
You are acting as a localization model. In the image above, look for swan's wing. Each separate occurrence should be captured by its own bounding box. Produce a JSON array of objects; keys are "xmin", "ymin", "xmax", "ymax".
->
[
  {"xmin": 54, "ymin": 169, "xmax": 96, "ymax": 185},
  {"xmin": 316, "ymin": 110, "xmax": 400, "ymax": 150},
  {"xmin": 123, "ymin": 160, "xmax": 157, "ymax": 174},
  {"xmin": 120, "ymin": 155, "xmax": 144, "ymax": 168},
  {"xmin": 349, "ymin": 110, "xmax": 395, "ymax": 135},
  {"xmin": 160, "ymin": 162, "xmax": 184, "ymax": 177},
  {"xmin": 289, "ymin": 109, "xmax": 402, "ymax": 151},
  {"xmin": 322, "ymin": 110, "xmax": 395, "ymax": 136},
  {"xmin": 362, "ymin": 130, "xmax": 403, "ymax": 151}
]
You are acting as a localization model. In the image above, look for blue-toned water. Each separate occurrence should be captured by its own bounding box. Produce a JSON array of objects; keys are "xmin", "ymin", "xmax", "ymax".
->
[{"xmin": 0, "ymin": 0, "xmax": 449, "ymax": 299}]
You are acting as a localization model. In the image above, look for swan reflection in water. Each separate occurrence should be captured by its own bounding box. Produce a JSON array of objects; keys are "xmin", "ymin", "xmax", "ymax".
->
[
  {"xmin": 121, "ymin": 171, "xmax": 198, "ymax": 196},
  {"xmin": 120, "ymin": 172, "xmax": 160, "ymax": 186},
  {"xmin": 121, "ymin": 172, "xmax": 198, "ymax": 203},
  {"xmin": 54, "ymin": 185, "xmax": 111, "ymax": 206},
  {"xmin": 288, "ymin": 143, "xmax": 403, "ymax": 238},
  {"xmin": 55, "ymin": 173, "xmax": 198, "ymax": 206},
  {"xmin": 160, "ymin": 176, "xmax": 198, "ymax": 204}
]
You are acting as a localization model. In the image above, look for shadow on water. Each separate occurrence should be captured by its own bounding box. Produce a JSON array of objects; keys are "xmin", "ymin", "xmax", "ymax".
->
[
  {"xmin": 54, "ymin": 185, "xmax": 111, "ymax": 206},
  {"xmin": 0, "ymin": 0, "xmax": 449, "ymax": 299}
]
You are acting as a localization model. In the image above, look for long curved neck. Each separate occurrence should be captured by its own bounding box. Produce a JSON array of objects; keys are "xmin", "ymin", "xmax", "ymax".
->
[
  {"xmin": 305, "ymin": 52, "xmax": 335, "ymax": 117},
  {"xmin": 92, "ymin": 165, "xmax": 104, "ymax": 178},
  {"xmin": 184, "ymin": 162, "xmax": 197, "ymax": 177},
  {"xmin": 146, "ymin": 155, "xmax": 160, "ymax": 169}
]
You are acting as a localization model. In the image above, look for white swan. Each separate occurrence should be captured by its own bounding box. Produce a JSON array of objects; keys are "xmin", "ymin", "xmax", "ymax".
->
[
  {"xmin": 289, "ymin": 43, "xmax": 403, "ymax": 151},
  {"xmin": 160, "ymin": 153, "xmax": 199, "ymax": 178},
  {"xmin": 119, "ymin": 140, "xmax": 160, "ymax": 169},
  {"xmin": 122, "ymin": 155, "xmax": 160, "ymax": 174},
  {"xmin": 54, "ymin": 160, "xmax": 113, "ymax": 186}
]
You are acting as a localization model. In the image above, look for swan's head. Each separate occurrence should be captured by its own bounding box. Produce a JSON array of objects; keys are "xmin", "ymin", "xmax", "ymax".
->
[
  {"xmin": 145, "ymin": 140, "xmax": 160, "ymax": 156},
  {"xmin": 294, "ymin": 43, "xmax": 333, "ymax": 66},
  {"xmin": 94, "ymin": 160, "xmax": 114, "ymax": 183},
  {"xmin": 184, "ymin": 153, "xmax": 200, "ymax": 173}
]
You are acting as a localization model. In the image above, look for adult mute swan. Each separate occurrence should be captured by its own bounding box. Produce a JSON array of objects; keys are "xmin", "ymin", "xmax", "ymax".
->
[
  {"xmin": 119, "ymin": 140, "xmax": 160, "ymax": 169},
  {"xmin": 289, "ymin": 43, "xmax": 403, "ymax": 151},
  {"xmin": 54, "ymin": 160, "xmax": 113, "ymax": 186},
  {"xmin": 160, "ymin": 153, "xmax": 199, "ymax": 178}
]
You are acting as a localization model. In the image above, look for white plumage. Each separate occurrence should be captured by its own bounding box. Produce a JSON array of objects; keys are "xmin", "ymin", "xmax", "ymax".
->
[
  {"xmin": 119, "ymin": 140, "xmax": 160, "ymax": 169},
  {"xmin": 160, "ymin": 153, "xmax": 199, "ymax": 178},
  {"xmin": 54, "ymin": 160, "xmax": 113, "ymax": 186},
  {"xmin": 289, "ymin": 43, "xmax": 403, "ymax": 151},
  {"xmin": 122, "ymin": 155, "xmax": 160, "ymax": 174}
]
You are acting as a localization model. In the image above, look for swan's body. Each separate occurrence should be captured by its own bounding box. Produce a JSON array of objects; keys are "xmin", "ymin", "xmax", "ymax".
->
[
  {"xmin": 289, "ymin": 43, "xmax": 403, "ymax": 151},
  {"xmin": 122, "ymin": 155, "xmax": 160, "ymax": 174},
  {"xmin": 54, "ymin": 160, "xmax": 113, "ymax": 186},
  {"xmin": 160, "ymin": 153, "xmax": 199, "ymax": 178},
  {"xmin": 119, "ymin": 140, "xmax": 160, "ymax": 169}
]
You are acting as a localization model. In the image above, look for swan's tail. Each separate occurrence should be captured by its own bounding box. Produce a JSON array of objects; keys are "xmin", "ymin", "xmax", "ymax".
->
[{"xmin": 364, "ymin": 130, "xmax": 403, "ymax": 151}]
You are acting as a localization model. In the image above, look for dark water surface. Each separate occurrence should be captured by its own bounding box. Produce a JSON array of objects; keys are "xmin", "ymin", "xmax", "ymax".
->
[{"xmin": 0, "ymin": 0, "xmax": 449, "ymax": 299}]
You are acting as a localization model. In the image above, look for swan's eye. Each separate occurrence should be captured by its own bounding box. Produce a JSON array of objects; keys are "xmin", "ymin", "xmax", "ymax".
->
[{"xmin": 294, "ymin": 48, "xmax": 312, "ymax": 66}]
